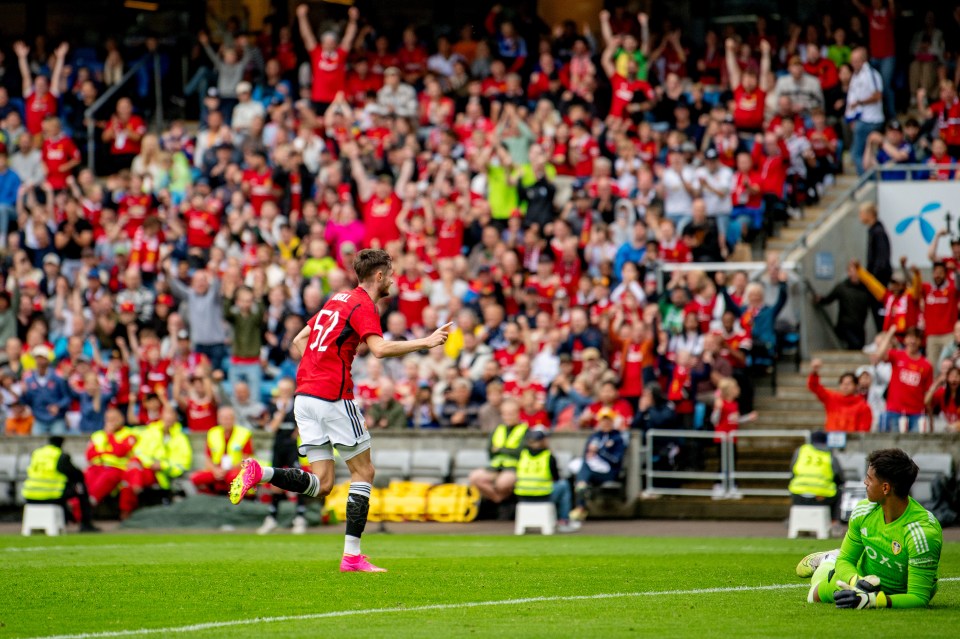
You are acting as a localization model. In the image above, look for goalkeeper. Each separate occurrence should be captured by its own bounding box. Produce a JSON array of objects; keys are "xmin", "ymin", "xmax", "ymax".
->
[{"xmin": 796, "ymin": 448, "xmax": 942, "ymax": 609}]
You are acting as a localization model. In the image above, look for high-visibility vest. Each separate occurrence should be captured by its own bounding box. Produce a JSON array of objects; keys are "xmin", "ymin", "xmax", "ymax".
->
[
  {"xmin": 89, "ymin": 428, "xmax": 137, "ymax": 469},
  {"xmin": 788, "ymin": 444, "xmax": 837, "ymax": 498},
  {"xmin": 21, "ymin": 445, "xmax": 68, "ymax": 501},
  {"xmin": 514, "ymin": 449, "xmax": 554, "ymax": 497},
  {"xmin": 207, "ymin": 425, "xmax": 252, "ymax": 468},
  {"xmin": 489, "ymin": 423, "xmax": 528, "ymax": 469},
  {"xmin": 133, "ymin": 421, "xmax": 193, "ymax": 489}
]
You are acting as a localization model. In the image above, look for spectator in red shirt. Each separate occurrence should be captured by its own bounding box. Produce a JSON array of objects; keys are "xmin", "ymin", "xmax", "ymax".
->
[
  {"xmin": 872, "ymin": 326, "xmax": 933, "ymax": 433},
  {"xmin": 297, "ymin": 3, "xmax": 358, "ymax": 113},
  {"xmin": 925, "ymin": 364, "xmax": 960, "ymax": 433},
  {"xmin": 397, "ymin": 27, "xmax": 429, "ymax": 85},
  {"xmin": 102, "ymin": 98, "xmax": 147, "ymax": 175},
  {"xmin": 13, "ymin": 40, "xmax": 67, "ymax": 136},
  {"xmin": 918, "ymin": 79, "xmax": 960, "ymax": 158},
  {"xmin": 40, "ymin": 116, "xmax": 80, "ymax": 192},
  {"xmin": 725, "ymin": 37, "xmax": 773, "ymax": 135},
  {"xmin": 853, "ymin": 0, "xmax": 897, "ymax": 117},
  {"xmin": 803, "ymin": 43, "xmax": 839, "ymax": 92},
  {"xmin": 807, "ymin": 358, "xmax": 873, "ymax": 432}
]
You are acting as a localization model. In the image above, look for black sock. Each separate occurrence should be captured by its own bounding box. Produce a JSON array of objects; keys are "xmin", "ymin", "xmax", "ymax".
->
[
  {"xmin": 296, "ymin": 494, "xmax": 307, "ymax": 517},
  {"xmin": 269, "ymin": 468, "xmax": 320, "ymax": 497},
  {"xmin": 346, "ymin": 493, "xmax": 370, "ymax": 538}
]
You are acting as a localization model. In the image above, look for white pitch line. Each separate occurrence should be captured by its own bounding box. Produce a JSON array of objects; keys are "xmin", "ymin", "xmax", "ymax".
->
[{"xmin": 25, "ymin": 579, "xmax": 960, "ymax": 639}]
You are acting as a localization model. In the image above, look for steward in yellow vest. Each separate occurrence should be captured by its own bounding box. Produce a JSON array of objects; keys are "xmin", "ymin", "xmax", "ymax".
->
[
  {"xmin": 788, "ymin": 432, "xmax": 844, "ymax": 520},
  {"xmin": 123, "ymin": 406, "xmax": 192, "ymax": 517},
  {"xmin": 191, "ymin": 407, "xmax": 253, "ymax": 495},
  {"xmin": 128, "ymin": 406, "xmax": 193, "ymax": 489},
  {"xmin": 514, "ymin": 430, "xmax": 578, "ymax": 531},
  {"xmin": 21, "ymin": 436, "xmax": 99, "ymax": 532},
  {"xmin": 467, "ymin": 399, "xmax": 528, "ymax": 506}
]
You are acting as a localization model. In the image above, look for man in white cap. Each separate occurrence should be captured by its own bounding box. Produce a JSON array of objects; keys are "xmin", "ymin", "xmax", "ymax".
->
[
  {"xmin": 231, "ymin": 81, "xmax": 265, "ymax": 139},
  {"xmin": 21, "ymin": 345, "xmax": 72, "ymax": 435}
]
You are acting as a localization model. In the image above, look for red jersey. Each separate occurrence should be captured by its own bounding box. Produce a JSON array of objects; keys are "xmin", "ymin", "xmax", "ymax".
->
[
  {"xmin": 732, "ymin": 170, "xmax": 763, "ymax": 208},
  {"xmin": 804, "ymin": 58, "xmax": 839, "ymax": 90},
  {"xmin": 397, "ymin": 45, "xmax": 428, "ymax": 77},
  {"xmin": 885, "ymin": 350, "xmax": 933, "ymax": 414},
  {"xmin": 396, "ymin": 274, "xmax": 429, "ymax": 328},
  {"xmin": 685, "ymin": 296, "xmax": 717, "ymax": 333},
  {"xmin": 931, "ymin": 387, "xmax": 960, "ymax": 425},
  {"xmin": 345, "ymin": 72, "xmax": 384, "ymax": 106},
  {"xmin": 866, "ymin": 8, "xmax": 896, "ymax": 59},
  {"xmin": 186, "ymin": 397, "xmax": 217, "ymax": 432},
  {"xmin": 106, "ymin": 115, "xmax": 147, "ymax": 156},
  {"xmin": 493, "ymin": 344, "xmax": 526, "ymax": 371},
  {"xmin": 243, "ymin": 168, "xmax": 276, "ymax": 216},
  {"xmin": 520, "ymin": 409, "xmax": 550, "ymax": 429},
  {"xmin": 618, "ymin": 341, "xmax": 652, "ymax": 397},
  {"xmin": 526, "ymin": 274, "xmax": 560, "ymax": 313},
  {"xmin": 119, "ymin": 193, "xmax": 155, "ymax": 238},
  {"xmin": 667, "ymin": 365, "xmax": 694, "ymax": 414},
  {"xmin": 609, "ymin": 74, "xmax": 654, "ymax": 118},
  {"xmin": 310, "ymin": 47, "xmax": 348, "ymax": 103},
  {"xmin": 660, "ymin": 238, "xmax": 692, "ymax": 264},
  {"xmin": 713, "ymin": 399, "xmax": 740, "ymax": 442},
  {"xmin": 184, "ymin": 208, "xmax": 220, "ymax": 249},
  {"xmin": 297, "ymin": 287, "xmax": 383, "ymax": 401},
  {"xmin": 583, "ymin": 400, "xmax": 634, "ymax": 430},
  {"xmin": 361, "ymin": 195, "xmax": 402, "ymax": 247},
  {"xmin": 733, "ymin": 86, "xmax": 765, "ymax": 131},
  {"xmin": 25, "ymin": 91, "xmax": 57, "ymax": 135},
  {"xmin": 882, "ymin": 291, "xmax": 920, "ymax": 335},
  {"xmin": 436, "ymin": 218, "xmax": 464, "ymax": 259},
  {"xmin": 807, "ymin": 126, "xmax": 838, "ymax": 158},
  {"xmin": 922, "ymin": 281, "xmax": 958, "ymax": 336},
  {"xmin": 503, "ymin": 378, "xmax": 547, "ymax": 403},
  {"xmin": 931, "ymin": 99, "xmax": 960, "ymax": 147},
  {"xmin": 570, "ymin": 135, "xmax": 599, "ymax": 178},
  {"xmin": 928, "ymin": 155, "xmax": 956, "ymax": 180},
  {"xmin": 129, "ymin": 229, "xmax": 164, "ymax": 274},
  {"xmin": 41, "ymin": 135, "xmax": 80, "ymax": 191}
]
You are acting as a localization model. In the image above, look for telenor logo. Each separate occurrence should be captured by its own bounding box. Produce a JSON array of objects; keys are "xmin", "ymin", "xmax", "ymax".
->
[{"xmin": 894, "ymin": 201, "xmax": 941, "ymax": 243}]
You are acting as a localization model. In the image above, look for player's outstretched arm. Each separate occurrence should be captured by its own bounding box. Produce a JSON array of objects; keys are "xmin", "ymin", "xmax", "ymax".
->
[{"xmin": 366, "ymin": 322, "xmax": 452, "ymax": 359}]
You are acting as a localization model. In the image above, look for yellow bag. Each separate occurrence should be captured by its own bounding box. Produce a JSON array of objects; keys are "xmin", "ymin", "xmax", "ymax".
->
[
  {"xmin": 425, "ymin": 484, "xmax": 480, "ymax": 523},
  {"xmin": 380, "ymin": 481, "xmax": 431, "ymax": 521}
]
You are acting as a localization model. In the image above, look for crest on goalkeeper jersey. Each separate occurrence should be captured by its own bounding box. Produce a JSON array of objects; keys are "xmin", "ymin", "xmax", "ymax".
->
[{"xmin": 892, "ymin": 540, "xmax": 902, "ymax": 555}]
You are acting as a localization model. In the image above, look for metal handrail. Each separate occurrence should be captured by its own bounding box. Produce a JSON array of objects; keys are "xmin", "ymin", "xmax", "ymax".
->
[
  {"xmin": 726, "ymin": 429, "xmax": 810, "ymax": 498},
  {"xmin": 644, "ymin": 429, "xmax": 728, "ymax": 497},
  {"xmin": 83, "ymin": 57, "xmax": 150, "ymax": 172},
  {"xmin": 800, "ymin": 277, "xmax": 844, "ymax": 351}
]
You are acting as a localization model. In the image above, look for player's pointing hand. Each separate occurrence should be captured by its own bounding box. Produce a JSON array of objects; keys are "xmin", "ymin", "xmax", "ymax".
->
[{"xmin": 426, "ymin": 322, "xmax": 454, "ymax": 349}]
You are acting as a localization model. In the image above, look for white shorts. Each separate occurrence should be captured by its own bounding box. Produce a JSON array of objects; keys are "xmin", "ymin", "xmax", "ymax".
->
[{"xmin": 295, "ymin": 395, "xmax": 371, "ymax": 463}]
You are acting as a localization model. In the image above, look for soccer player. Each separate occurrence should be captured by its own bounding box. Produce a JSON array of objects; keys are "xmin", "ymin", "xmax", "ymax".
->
[
  {"xmin": 796, "ymin": 448, "xmax": 942, "ymax": 609},
  {"xmin": 230, "ymin": 249, "xmax": 451, "ymax": 572}
]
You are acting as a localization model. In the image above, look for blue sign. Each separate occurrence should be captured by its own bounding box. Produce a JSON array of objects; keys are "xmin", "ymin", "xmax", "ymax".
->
[
  {"xmin": 826, "ymin": 432, "xmax": 847, "ymax": 449},
  {"xmin": 814, "ymin": 252, "xmax": 835, "ymax": 280}
]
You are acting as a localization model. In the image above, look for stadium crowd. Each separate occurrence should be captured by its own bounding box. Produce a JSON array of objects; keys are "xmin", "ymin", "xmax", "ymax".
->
[{"xmin": 5, "ymin": 1, "xmax": 960, "ymax": 520}]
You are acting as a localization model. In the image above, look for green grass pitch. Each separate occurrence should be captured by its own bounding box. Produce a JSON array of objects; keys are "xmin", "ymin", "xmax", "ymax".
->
[{"xmin": 2, "ymin": 534, "xmax": 957, "ymax": 638}]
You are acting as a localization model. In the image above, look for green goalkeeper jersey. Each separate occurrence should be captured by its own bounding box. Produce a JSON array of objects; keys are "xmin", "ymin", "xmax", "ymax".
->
[{"xmin": 835, "ymin": 497, "xmax": 942, "ymax": 608}]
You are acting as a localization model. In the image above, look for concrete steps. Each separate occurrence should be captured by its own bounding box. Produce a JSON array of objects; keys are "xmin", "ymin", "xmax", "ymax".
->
[{"xmin": 764, "ymin": 175, "xmax": 859, "ymax": 251}]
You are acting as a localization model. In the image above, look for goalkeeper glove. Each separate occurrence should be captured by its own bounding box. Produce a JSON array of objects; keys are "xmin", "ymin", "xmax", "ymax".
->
[{"xmin": 835, "ymin": 576, "xmax": 887, "ymax": 609}]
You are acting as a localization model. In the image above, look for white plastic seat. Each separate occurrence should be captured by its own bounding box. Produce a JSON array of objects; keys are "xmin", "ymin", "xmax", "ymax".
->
[
  {"xmin": 787, "ymin": 505, "xmax": 831, "ymax": 539},
  {"xmin": 514, "ymin": 501, "xmax": 556, "ymax": 535},
  {"xmin": 21, "ymin": 504, "xmax": 66, "ymax": 537}
]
